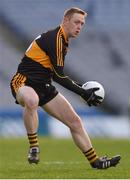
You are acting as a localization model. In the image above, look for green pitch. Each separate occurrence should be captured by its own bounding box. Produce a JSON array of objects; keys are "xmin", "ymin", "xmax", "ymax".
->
[{"xmin": 0, "ymin": 137, "xmax": 130, "ymax": 179}]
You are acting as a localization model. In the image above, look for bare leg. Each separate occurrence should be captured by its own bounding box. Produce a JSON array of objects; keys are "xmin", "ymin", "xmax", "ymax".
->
[
  {"xmin": 23, "ymin": 106, "xmax": 39, "ymax": 134},
  {"xmin": 42, "ymin": 93, "xmax": 92, "ymax": 152},
  {"xmin": 42, "ymin": 93, "xmax": 121, "ymax": 169},
  {"xmin": 16, "ymin": 86, "xmax": 40, "ymax": 164},
  {"xmin": 16, "ymin": 86, "xmax": 39, "ymax": 134}
]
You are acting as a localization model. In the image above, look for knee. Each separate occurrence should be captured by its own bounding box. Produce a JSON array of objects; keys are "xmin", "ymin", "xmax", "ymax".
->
[
  {"xmin": 17, "ymin": 86, "xmax": 39, "ymax": 109},
  {"xmin": 24, "ymin": 94, "xmax": 39, "ymax": 109},
  {"xmin": 69, "ymin": 116, "xmax": 83, "ymax": 132}
]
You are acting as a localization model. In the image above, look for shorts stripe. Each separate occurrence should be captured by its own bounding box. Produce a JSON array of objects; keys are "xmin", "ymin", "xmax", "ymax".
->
[{"xmin": 11, "ymin": 73, "xmax": 26, "ymax": 93}]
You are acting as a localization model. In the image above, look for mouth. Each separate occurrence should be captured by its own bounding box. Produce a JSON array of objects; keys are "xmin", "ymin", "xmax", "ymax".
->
[{"xmin": 75, "ymin": 31, "xmax": 80, "ymax": 35}]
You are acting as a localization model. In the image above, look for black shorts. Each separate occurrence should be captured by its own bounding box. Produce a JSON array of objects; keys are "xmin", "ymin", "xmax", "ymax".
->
[{"xmin": 10, "ymin": 73, "xmax": 58, "ymax": 106}]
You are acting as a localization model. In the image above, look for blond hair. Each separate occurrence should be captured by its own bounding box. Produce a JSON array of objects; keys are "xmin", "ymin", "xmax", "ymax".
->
[{"xmin": 64, "ymin": 7, "xmax": 87, "ymax": 18}]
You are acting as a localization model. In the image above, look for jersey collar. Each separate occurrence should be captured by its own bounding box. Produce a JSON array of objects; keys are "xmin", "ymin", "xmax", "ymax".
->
[{"xmin": 60, "ymin": 25, "xmax": 68, "ymax": 43}]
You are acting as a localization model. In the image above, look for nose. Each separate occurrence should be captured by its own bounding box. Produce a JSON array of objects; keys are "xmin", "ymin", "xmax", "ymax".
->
[
  {"xmin": 77, "ymin": 27, "xmax": 81, "ymax": 32},
  {"xmin": 77, "ymin": 24, "xmax": 82, "ymax": 30}
]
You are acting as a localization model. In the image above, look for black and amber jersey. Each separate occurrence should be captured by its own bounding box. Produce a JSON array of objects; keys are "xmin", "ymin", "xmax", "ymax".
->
[{"xmin": 17, "ymin": 25, "xmax": 84, "ymax": 95}]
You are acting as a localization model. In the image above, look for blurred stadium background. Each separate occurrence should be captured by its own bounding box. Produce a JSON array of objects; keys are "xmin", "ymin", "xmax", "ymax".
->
[{"xmin": 0, "ymin": 0, "xmax": 130, "ymax": 138}]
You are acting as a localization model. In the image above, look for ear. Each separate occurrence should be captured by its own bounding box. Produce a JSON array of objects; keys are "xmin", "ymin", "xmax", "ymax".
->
[{"xmin": 63, "ymin": 16, "xmax": 70, "ymax": 23}]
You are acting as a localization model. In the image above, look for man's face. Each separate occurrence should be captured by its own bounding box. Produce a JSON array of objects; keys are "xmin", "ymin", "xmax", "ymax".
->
[{"xmin": 64, "ymin": 13, "xmax": 86, "ymax": 38}]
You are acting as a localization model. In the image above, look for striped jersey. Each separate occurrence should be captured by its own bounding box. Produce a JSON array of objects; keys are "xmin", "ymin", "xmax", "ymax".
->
[{"xmin": 17, "ymin": 25, "xmax": 83, "ymax": 95}]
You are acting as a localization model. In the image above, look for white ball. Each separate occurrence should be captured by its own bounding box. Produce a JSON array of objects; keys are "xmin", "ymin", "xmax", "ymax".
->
[{"xmin": 82, "ymin": 81, "xmax": 105, "ymax": 102}]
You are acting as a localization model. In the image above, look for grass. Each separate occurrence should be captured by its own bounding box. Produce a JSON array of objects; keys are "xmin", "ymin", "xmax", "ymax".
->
[{"xmin": 0, "ymin": 137, "xmax": 130, "ymax": 179}]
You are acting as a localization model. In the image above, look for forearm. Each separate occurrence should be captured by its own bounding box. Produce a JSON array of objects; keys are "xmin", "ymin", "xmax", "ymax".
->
[{"xmin": 53, "ymin": 75, "xmax": 85, "ymax": 95}]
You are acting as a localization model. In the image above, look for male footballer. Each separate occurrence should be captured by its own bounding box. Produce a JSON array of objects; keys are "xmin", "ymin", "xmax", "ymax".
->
[{"xmin": 10, "ymin": 7, "xmax": 121, "ymax": 169}]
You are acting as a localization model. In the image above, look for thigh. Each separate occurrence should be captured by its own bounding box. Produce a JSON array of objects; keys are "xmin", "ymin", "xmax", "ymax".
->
[{"xmin": 42, "ymin": 93, "xmax": 80, "ymax": 127}]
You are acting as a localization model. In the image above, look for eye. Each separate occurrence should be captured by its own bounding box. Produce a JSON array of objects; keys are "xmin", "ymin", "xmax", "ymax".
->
[
  {"xmin": 75, "ymin": 21, "xmax": 79, "ymax": 25},
  {"xmin": 75, "ymin": 20, "xmax": 84, "ymax": 26},
  {"xmin": 81, "ymin": 22, "xmax": 85, "ymax": 26}
]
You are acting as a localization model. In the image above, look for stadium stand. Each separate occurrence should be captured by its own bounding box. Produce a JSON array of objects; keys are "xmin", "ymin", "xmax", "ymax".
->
[{"xmin": 0, "ymin": 0, "xmax": 130, "ymax": 114}]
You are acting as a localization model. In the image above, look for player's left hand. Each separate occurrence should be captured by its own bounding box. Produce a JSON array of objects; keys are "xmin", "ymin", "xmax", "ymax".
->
[{"xmin": 81, "ymin": 88, "xmax": 103, "ymax": 106}]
